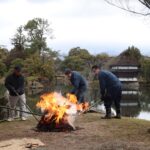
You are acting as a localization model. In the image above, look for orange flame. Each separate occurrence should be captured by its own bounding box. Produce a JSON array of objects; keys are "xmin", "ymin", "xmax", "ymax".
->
[{"xmin": 36, "ymin": 92, "xmax": 89, "ymax": 123}]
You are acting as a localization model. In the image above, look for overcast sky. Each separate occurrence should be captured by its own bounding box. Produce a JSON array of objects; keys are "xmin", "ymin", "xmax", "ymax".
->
[{"xmin": 0, "ymin": 0, "xmax": 150, "ymax": 56}]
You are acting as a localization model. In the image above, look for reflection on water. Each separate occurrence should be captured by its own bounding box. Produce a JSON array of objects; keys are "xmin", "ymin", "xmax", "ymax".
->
[
  {"xmin": 117, "ymin": 86, "xmax": 150, "ymax": 121},
  {"xmin": 121, "ymin": 90, "xmax": 141, "ymax": 117},
  {"xmin": 137, "ymin": 87, "xmax": 150, "ymax": 121},
  {"xmin": 0, "ymin": 84, "xmax": 150, "ymax": 121}
]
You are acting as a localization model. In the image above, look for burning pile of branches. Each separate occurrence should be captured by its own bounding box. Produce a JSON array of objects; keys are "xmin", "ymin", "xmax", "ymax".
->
[{"xmin": 36, "ymin": 92, "xmax": 89, "ymax": 132}]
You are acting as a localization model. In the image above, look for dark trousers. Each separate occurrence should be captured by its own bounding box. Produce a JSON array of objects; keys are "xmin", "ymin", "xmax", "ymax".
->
[
  {"xmin": 76, "ymin": 88, "xmax": 87, "ymax": 103},
  {"xmin": 104, "ymin": 85, "xmax": 122, "ymax": 114}
]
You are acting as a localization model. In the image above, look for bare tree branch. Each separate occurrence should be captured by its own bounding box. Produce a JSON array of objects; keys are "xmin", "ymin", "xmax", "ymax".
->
[
  {"xmin": 104, "ymin": 0, "xmax": 150, "ymax": 16},
  {"xmin": 139, "ymin": 0, "xmax": 150, "ymax": 9}
]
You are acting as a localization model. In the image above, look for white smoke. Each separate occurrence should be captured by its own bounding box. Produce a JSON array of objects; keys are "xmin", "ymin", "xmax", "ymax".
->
[{"xmin": 51, "ymin": 92, "xmax": 77, "ymax": 129}]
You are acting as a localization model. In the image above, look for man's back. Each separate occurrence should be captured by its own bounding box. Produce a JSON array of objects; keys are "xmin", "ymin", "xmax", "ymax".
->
[
  {"xmin": 69, "ymin": 71, "xmax": 87, "ymax": 102},
  {"xmin": 98, "ymin": 70, "xmax": 121, "ymax": 91},
  {"xmin": 70, "ymin": 71, "xmax": 87, "ymax": 88}
]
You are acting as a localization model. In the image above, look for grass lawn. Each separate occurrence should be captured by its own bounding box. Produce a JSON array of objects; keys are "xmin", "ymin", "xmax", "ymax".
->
[{"xmin": 0, "ymin": 113, "xmax": 150, "ymax": 150}]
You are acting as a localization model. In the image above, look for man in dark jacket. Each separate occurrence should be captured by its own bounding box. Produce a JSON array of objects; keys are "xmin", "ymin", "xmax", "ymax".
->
[
  {"xmin": 92, "ymin": 65, "xmax": 122, "ymax": 119},
  {"xmin": 65, "ymin": 69, "xmax": 87, "ymax": 103},
  {"xmin": 5, "ymin": 66, "xmax": 27, "ymax": 121}
]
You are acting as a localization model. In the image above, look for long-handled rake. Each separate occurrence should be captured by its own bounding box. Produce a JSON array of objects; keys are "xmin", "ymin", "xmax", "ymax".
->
[
  {"xmin": 13, "ymin": 90, "xmax": 40, "ymax": 122},
  {"xmin": 79, "ymin": 99, "xmax": 103, "ymax": 115},
  {"xmin": 0, "ymin": 105, "xmax": 42, "ymax": 123}
]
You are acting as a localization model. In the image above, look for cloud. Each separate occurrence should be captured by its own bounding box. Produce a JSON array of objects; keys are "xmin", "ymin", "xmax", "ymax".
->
[
  {"xmin": 27, "ymin": 0, "xmax": 60, "ymax": 3},
  {"xmin": 0, "ymin": 0, "xmax": 150, "ymax": 56},
  {"xmin": 0, "ymin": 0, "xmax": 14, "ymax": 3}
]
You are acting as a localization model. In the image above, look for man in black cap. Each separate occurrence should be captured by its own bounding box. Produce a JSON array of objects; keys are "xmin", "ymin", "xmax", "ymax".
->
[
  {"xmin": 65, "ymin": 69, "xmax": 87, "ymax": 103},
  {"xmin": 5, "ymin": 66, "xmax": 27, "ymax": 121},
  {"xmin": 92, "ymin": 65, "xmax": 122, "ymax": 119}
]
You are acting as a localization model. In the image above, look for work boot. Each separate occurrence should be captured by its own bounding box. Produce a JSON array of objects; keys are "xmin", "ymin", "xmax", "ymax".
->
[
  {"xmin": 101, "ymin": 114, "xmax": 111, "ymax": 119},
  {"xmin": 113, "ymin": 109, "xmax": 121, "ymax": 119},
  {"xmin": 21, "ymin": 117, "xmax": 27, "ymax": 121},
  {"xmin": 7, "ymin": 118, "xmax": 14, "ymax": 122},
  {"xmin": 101, "ymin": 108, "xmax": 111, "ymax": 119},
  {"xmin": 113, "ymin": 114, "xmax": 121, "ymax": 119}
]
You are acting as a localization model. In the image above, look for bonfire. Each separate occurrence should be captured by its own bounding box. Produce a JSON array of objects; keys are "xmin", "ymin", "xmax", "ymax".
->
[{"xmin": 36, "ymin": 92, "xmax": 89, "ymax": 132}]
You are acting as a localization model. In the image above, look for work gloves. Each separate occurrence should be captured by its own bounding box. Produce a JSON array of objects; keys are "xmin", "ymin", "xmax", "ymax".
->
[
  {"xmin": 9, "ymin": 86, "xmax": 16, "ymax": 93},
  {"xmin": 10, "ymin": 86, "xmax": 22, "ymax": 94},
  {"xmin": 16, "ymin": 88, "xmax": 22, "ymax": 93}
]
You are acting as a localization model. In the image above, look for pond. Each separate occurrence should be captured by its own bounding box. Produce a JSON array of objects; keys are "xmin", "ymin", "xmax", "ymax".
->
[
  {"xmin": 120, "ymin": 87, "xmax": 150, "ymax": 121},
  {"xmin": 0, "ymin": 84, "xmax": 150, "ymax": 121}
]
